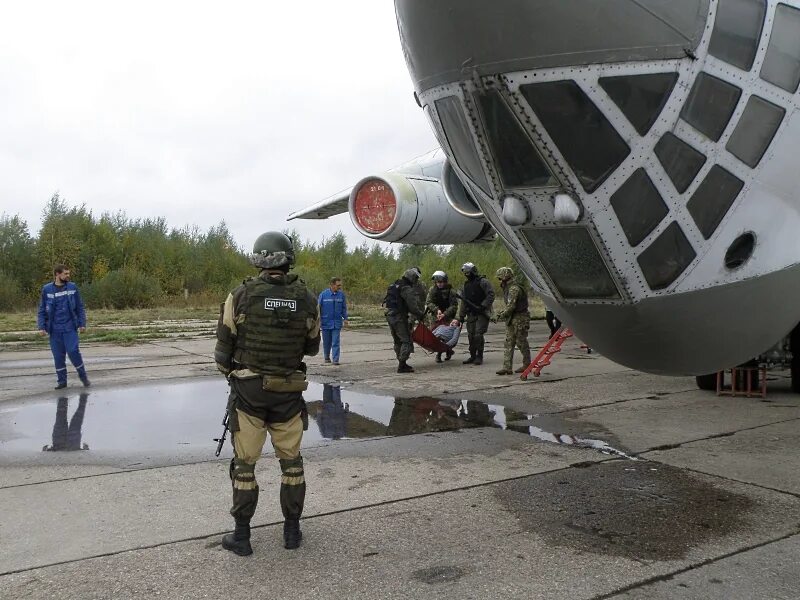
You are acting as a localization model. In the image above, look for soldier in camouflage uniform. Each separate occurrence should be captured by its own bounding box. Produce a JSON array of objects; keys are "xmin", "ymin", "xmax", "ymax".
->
[
  {"xmin": 494, "ymin": 267, "xmax": 531, "ymax": 375},
  {"xmin": 215, "ymin": 231, "xmax": 321, "ymax": 555}
]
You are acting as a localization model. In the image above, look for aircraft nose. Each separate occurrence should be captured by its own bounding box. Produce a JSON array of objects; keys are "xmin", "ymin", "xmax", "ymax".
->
[
  {"xmin": 555, "ymin": 265, "xmax": 800, "ymax": 375},
  {"xmin": 396, "ymin": 0, "xmax": 710, "ymax": 92}
]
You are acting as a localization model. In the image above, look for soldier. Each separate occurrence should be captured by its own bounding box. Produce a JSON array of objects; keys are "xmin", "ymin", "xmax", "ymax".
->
[
  {"xmin": 215, "ymin": 231, "xmax": 320, "ymax": 555},
  {"xmin": 494, "ymin": 267, "xmax": 532, "ymax": 375},
  {"xmin": 426, "ymin": 270, "xmax": 459, "ymax": 362},
  {"xmin": 384, "ymin": 268, "xmax": 425, "ymax": 373},
  {"xmin": 451, "ymin": 262, "xmax": 495, "ymax": 365}
]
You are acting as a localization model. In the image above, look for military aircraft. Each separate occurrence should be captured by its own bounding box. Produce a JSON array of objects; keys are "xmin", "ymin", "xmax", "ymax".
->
[{"xmin": 289, "ymin": 0, "xmax": 800, "ymax": 387}]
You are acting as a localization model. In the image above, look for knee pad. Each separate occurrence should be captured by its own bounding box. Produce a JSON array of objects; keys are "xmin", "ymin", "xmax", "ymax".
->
[
  {"xmin": 231, "ymin": 458, "xmax": 256, "ymax": 489},
  {"xmin": 279, "ymin": 456, "xmax": 304, "ymax": 476}
]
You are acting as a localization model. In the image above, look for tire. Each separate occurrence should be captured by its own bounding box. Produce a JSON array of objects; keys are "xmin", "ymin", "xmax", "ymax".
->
[
  {"xmin": 791, "ymin": 325, "xmax": 800, "ymax": 393},
  {"xmin": 695, "ymin": 373, "xmax": 717, "ymax": 391}
]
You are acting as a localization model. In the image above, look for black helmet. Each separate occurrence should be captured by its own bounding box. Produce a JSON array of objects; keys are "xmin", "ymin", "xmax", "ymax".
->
[{"xmin": 250, "ymin": 232, "xmax": 295, "ymax": 269}]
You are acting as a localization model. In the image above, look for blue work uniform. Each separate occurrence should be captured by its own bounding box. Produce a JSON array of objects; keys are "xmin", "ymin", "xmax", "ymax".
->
[
  {"xmin": 37, "ymin": 281, "xmax": 88, "ymax": 385},
  {"xmin": 318, "ymin": 287, "xmax": 348, "ymax": 363}
]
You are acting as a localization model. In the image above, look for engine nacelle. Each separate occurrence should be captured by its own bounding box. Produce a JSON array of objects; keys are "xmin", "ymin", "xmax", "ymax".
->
[{"xmin": 348, "ymin": 171, "xmax": 492, "ymax": 244}]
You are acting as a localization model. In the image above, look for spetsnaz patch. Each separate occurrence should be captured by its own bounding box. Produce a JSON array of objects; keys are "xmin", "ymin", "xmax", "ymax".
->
[{"xmin": 264, "ymin": 298, "xmax": 297, "ymax": 311}]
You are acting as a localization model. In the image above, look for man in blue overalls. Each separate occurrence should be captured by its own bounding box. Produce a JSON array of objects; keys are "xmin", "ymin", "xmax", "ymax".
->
[
  {"xmin": 318, "ymin": 277, "xmax": 348, "ymax": 365},
  {"xmin": 37, "ymin": 264, "xmax": 90, "ymax": 390}
]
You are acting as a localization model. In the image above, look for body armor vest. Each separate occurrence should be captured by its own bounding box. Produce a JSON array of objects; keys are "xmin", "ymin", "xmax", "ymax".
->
[
  {"xmin": 431, "ymin": 286, "xmax": 453, "ymax": 312},
  {"xmin": 233, "ymin": 274, "xmax": 315, "ymax": 375},
  {"xmin": 507, "ymin": 283, "xmax": 529, "ymax": 314},
  {"xmin": 384, "ymin": 279, "xmax": 408, "ymax": 314},
  {"xmin": 463, "ymin": 277, "xmax": 487, "ymax": 314}
]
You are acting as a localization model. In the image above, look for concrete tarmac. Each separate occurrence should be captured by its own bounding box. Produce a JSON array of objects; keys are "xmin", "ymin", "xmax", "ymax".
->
[{"xmin": 1, "ymin": 322, "xmax": 799, "ymax": 599}]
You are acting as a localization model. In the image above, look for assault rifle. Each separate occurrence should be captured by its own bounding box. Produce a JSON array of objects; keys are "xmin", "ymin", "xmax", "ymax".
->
[
  {"xmin": 453, "ymin": 292, "xmax": 491, "ymax": 321},
  {"xmin": 214, "ymin": 408, "xmax": 230, "ymax": 457}
]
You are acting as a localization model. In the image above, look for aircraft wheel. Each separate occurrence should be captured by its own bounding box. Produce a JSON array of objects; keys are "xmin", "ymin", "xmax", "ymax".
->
[
  {"xmin": 695, "ymin": 373, "xmax": 717, "ymax": 391},
  {"xmin": 791, "ymin": 325, "xmax": 800, "ymax": 393}
]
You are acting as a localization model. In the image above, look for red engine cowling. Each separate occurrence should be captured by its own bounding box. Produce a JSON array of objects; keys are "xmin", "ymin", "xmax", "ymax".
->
[{"xmin": 349, "ymin": 171, "xmax": 491, "ymax": 244}]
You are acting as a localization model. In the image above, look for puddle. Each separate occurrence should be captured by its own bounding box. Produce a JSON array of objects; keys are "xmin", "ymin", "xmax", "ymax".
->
[
  {"xmin": 507, "ymin": 419, "xmax": 636, "ymax": 460},
  {"xmin": 0, "ymin": 381, "xmax": 531, "ymax": 459},
  {"xmin": 0, "ymin": 379, "xmax": 630, "ymax": 462}
]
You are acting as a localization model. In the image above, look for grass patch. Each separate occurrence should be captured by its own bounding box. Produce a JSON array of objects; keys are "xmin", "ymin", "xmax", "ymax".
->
[{"xmin": 0, "ymin": 296, "xmax": 547, "ymax": 349}]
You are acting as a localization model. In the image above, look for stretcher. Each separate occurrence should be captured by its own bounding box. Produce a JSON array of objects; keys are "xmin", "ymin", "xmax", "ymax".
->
[{"xmin": 411, "ymin": 321, "xmax": 451, "ymax": 354}]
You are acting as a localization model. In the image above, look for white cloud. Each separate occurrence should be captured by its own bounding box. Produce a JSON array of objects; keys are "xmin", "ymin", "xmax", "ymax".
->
[{"xmin": 0, "ymin": 0, "xmax": 437, "ymax": 250}]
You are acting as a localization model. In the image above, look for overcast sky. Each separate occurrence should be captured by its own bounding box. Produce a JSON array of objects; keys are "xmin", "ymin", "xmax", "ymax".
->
[{"xmin": 0, "ymin": 1, "xmax": 437, "ymax": 250}]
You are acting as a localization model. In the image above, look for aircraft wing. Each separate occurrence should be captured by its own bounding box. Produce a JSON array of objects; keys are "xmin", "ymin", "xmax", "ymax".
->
[{"xmin": 287, "ymin": 187, "xmax": 351, "ymax": 220}]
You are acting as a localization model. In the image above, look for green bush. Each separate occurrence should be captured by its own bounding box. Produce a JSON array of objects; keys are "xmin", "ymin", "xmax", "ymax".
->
[
  {"xmin": 82, "ymin": 268, "xmax": 162, "ymax": 309},
  {"xmin": 0, "ymin": 272, "xmax": 25, "ymax": 311}
]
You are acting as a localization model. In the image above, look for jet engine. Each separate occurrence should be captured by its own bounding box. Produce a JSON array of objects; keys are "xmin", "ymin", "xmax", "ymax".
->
[{"xmin": 349, "ymin": 169, "xmax": 491, "ymax": 244}]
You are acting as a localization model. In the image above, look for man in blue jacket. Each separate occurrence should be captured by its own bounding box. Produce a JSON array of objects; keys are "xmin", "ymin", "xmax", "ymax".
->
[
  {"xmin": 318, "ymin": 277, "xmax": 348, "ymax": 365},
  {"xmin": 37, "ymin": 265, "xmax": 90, "ymax": 389}
]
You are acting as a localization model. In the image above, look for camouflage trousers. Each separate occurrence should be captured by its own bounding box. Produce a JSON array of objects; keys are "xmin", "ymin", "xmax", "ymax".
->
[
  {"xmin": 387, "ymin": 314, "xmax": 413, "ymax": 361},
  {"xmin": 503, "ymin": 313, "xmax": 531, "ymax": 370},
  {"xmin": 227, "ymin": 378, "xmax": 306, "ymax": 523}
]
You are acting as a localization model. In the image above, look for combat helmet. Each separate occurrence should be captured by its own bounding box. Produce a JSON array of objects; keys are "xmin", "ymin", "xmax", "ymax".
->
[
  {"xmin": 431, "ymin": 270, "xmax": 448, "ymax": 282},
  {"xmin": 461, "ymin": 262, "xmax": 478, "ymax": 275},
  {"xmin": 495, "ymin": 267, "xmax": 514, "ymax": 281},
  {"xmin": 250, "ymin": 231, "xmax": 295, "ymax": 270},
  {"xmin": 403, "ymin": 267, "xmax": 420, "ymax": 283}
]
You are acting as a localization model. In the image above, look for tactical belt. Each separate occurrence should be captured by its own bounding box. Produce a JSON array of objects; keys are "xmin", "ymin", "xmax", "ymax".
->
[{"xmin": 262, "ymin": 370, "xmax": 308, "ymax": 392}]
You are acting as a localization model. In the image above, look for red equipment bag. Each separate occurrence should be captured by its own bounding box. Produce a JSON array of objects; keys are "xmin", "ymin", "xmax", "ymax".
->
[{"xmin": 412, "ymin": 322, "xmax": 451, "ymax": 353}]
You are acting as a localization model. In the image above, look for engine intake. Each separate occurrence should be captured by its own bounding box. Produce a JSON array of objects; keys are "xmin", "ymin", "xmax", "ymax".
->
[{"xmin": 349, "ymin": 172, "xmax": 491, "ymax": 244}]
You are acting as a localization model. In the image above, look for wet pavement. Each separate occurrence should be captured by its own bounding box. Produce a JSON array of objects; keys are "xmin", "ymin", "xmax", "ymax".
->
[
  {"xmin": 2, "ymin": 379, "xmax": 639, "ymax": 466},
  {"xmin": 1, "ymin": 322, "xmax": 799, "ymax": 599}
]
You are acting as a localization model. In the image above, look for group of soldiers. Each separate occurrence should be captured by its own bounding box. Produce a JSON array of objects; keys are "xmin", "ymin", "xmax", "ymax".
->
[
  {"xmin": 382, "ymin": 262, "xmax": 532, "ymax": 376},
  {"xmin": 213, "ymin": 231, "xmax": 538, "ymax": 557}
]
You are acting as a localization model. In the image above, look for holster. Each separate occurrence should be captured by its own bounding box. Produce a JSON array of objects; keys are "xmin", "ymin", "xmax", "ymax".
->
[{"xmin": 262, "ymin": 370, "xmax": 309, "ymax": 392}]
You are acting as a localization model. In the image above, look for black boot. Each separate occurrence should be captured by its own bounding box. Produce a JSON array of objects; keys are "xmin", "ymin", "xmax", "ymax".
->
[
  {"xmin": 462, "ymin": 353, "xmax": 475, "ymax": 364},
  {"xmin": 284, "ymin": 518, "xmax": 302, "ymax": 550},
  {"xmin": 397, "ymin": 361, "xmax": 414, "ymax": 373},
  {"xmin": 473, "ymin": 351, "xmax": 483, "ymax": 366},
  {"xmin": 222, "ymin": 520, "xmax": 252, "ymax": 556},
  {"xmin": 435, "ymin": 353, "xmax": 442, "ymax": 363}
]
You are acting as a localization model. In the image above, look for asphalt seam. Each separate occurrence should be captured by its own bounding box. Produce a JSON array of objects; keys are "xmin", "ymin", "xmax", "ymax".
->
[
  {"xmin": 593, "ymin": 529, "xmax": 800, "ymax": 600},
  {"xmin": 0, "ymin": 457, "xmax": 619, "ymax": 577},
  {"xmin": 638, "ymin": 414, "xmax": 800, "ymax": 456}
]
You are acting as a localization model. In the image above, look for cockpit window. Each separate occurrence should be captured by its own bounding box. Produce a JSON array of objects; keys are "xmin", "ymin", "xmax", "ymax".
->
[
  {"xmin": 637, "ymin": 221, "xmax": 696, "ymax": 290},
  {"xmin": 520, "ymin": 80, "xmax": 630, "ymax": 193},
  {"xmin": 681, "ymin": 72, "xmax": 742, "ymax": 142},
  {"xmin": 434, "ymin": 96, "xmax": 491, "ymax": 195},
  {"xmin": 474, "ymin": 90, "xmax": 557, "ymax": 188},
  {"xmin": 726, "ymin": 95, "xmax": 785, "ymax": 167},
  {"xmin": 654, "ymin": 133, "xmax": 707, "ymax": 193},
  {"xmin": 599, "ymin": 73, "xmax": 679, "ymax": 136},
  {"xmin": 687, "ymin": 165, "xmax": 744, "ymax": 239},
  {"xmin": 760, "ymin": 3, "xmax": 800, "ymax": 93},
  {"xmin": 610, "ymin": 169, "xmax": 669, "ymax": 247},
  {"xmin": 520, "ymin": 227, "xmax": 620, "ymax": 300},
  {"xmin": 708, "ymin": 0, "xmax": 767, "ymax": 71}
]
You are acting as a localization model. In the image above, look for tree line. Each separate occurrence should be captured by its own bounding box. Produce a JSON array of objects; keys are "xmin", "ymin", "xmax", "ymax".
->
[{"xmin": 0, "ymin": 194, "xmax": 524, "ymax": 311}]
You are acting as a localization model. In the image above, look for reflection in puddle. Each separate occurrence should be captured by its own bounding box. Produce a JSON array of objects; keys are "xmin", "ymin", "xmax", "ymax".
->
[
  {"xmin": 43, "ymin": 394, "xmax": 90, "ymax": 451},
  {"xmin": 0, "ymin": 380, "xmax": 630, "ymax": 460},
  {"xmin": 522, "ymin": 424, "xmax": 637, "ymax": 460}
]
